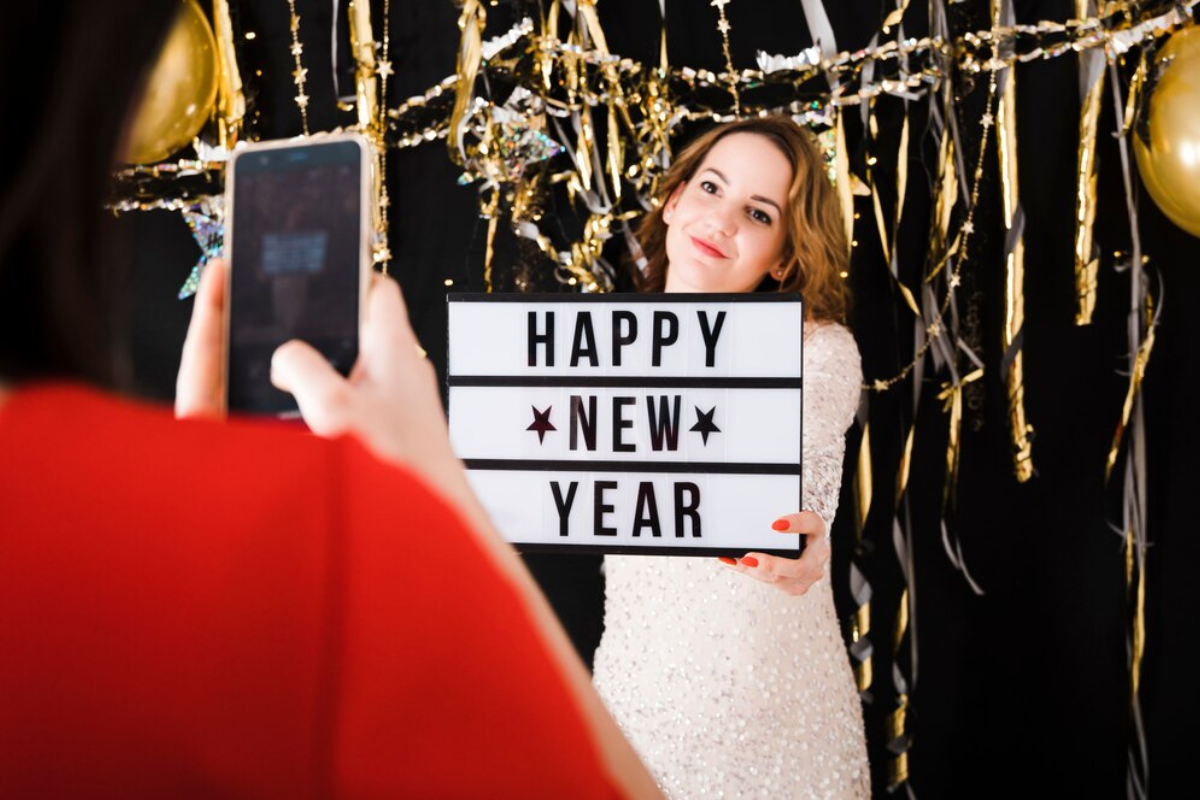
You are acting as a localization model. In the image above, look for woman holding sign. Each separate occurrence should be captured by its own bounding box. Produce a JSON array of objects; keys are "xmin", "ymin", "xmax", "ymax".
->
[{"xmin": 593, "ymin": 118, "xmax": 870, "ymax": 797}]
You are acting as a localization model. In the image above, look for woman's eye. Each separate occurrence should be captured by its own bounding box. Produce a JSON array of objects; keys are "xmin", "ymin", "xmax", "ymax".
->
[
  {"xmin": 699, "ymin": 180, "xmax": 718, "ymax": 194},
  {"xmin": 749, "ymin": 208, "xmax": 772, "ymax": 224}
]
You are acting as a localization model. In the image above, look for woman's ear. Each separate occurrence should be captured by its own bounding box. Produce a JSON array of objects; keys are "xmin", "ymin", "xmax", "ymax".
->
[
  {"xmin": 771, "ymin": 259, "xmax": 789, "ymax": 281},
  {"xmin": 663, "ymin": 181, "xmax": 686, "ymax": 224}
]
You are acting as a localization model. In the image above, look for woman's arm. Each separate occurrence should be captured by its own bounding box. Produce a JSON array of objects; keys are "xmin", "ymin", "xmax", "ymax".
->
[
  {"xmin": 717, "ymin": 322, "xmax": 862, "ymax": 595},
  {"xmin": 178, "ymin": 262, "xmax": 660, "ymax": 798}
]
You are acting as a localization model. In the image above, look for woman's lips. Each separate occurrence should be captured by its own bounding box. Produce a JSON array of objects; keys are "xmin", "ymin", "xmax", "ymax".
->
[{"xmin": 690, "ymin": 236, "xmax": 726, "ymax": 259}]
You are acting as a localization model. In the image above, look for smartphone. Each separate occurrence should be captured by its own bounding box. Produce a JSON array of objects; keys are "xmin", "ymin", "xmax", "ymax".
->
[{"xmin": 224, "ymin": 134, "xmax": 371, "ymax": 415}]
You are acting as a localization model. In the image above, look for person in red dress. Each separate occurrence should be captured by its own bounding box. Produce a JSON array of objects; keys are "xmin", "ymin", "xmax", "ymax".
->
[{"xmin": 0, "ymin": 2, "xmax": 657, "ymax": 797}]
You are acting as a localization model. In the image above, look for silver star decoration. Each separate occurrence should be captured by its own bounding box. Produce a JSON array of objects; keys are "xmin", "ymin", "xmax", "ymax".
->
[
  {"xmin": 717, "ymin": 18, "xmax": 731, "ymax": 34},
  {"xmin": 378, "ymin": 60, "xmax": 394, "ymax": 79},
  {"xmin": 295, "ymin": 93, "xmax": 309, "ymax": 109},
  {"xmin": 981, "ymin": 112, "xmax": 994, "ymax": 128},
  {"xmin": 292, "ymin": 66, "xmax": 308, "ymax": 82},
  {"xmin": 927, "ymin": 320, "xmax": 943, "ymax": 338},
  {"xmin": 873, "ymin": 379, "xmax": 889, "ymax": 392},
  {"xmin": 961, "ymin": 220, "xmax": 975, "ymax": 235},
  {"xmin": 290, "ymin": 41, "xmax": 303, "ymax": 57},
  {"xmin": 949, "ymin": 273, "xmax": 962, "ymax": 288},
  {"xmin": 711, "ymin": 0, "xmax": 731, "ymax": 8}
]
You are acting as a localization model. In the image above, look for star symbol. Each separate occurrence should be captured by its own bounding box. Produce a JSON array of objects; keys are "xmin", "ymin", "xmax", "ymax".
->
[
  {"xmin": 290, "ymin": 41, "xmax": 304, "ymax": 57},
  {"xmin": 527, "ymin": 405, "xmax": 556, "ymax": 444},
  {"xmin": 710, "ymin": 0, "xmax": 730, "ymax": 8},
  {"xmin": 378, "ymin": 60, "xmax": 394, "ymax": 79},
  {"xmin": 690, "ymin": 406, "xmax": 721, "ymax": 445},
  {"xmin": 949, "ymin": 272, "xmax": 962, "ymax": 288},
  {"xmin": 717, "ymin": 18, "xmax": 731, "ymax": 34},
  {"xmin": 927, "ymin": 320, "xmax": 942, "ymax": 338},
  {"xmin": 981, "ymin": 112, "xmax": 994, "ymax": 128},
  {"xmin": 295, "ymin": 93, "xmax": 309, "ymax": 109},
  {"xmin": 961, "ymin": 220, "xmax": 974, "ymax": 235},
  {"xmin": 872, "ymin": 379, "xmax": 889, "ymax": 392},
  {"xmin": 292, "ymin": 66, "xmax": 308, "ymax": 82}
]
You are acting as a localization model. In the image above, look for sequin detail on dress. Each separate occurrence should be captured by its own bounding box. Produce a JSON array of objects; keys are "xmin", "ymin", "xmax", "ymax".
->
[{"xmin": 594, "ymin": 322, "xmax": 870, "ymax": 799}]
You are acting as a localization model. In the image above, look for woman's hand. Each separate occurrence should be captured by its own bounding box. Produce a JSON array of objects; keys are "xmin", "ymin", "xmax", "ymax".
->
[
  {"xmin": 717, "ymin": 511, "xmax": 830, "ymax": 596},
  {"xmin": 174, "ymin": 260, "xmax": 464, "ymax": 497}
]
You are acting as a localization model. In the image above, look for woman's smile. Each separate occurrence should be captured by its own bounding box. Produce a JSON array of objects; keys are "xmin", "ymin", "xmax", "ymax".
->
[{"xmin": 689, "ymin": 235, "xmax": 727, "ymax": 259}]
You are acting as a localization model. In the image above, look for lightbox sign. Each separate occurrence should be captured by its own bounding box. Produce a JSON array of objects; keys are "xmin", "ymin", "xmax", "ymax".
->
[{"xmin": 447, "ymin": 294, "xmax": 804, "ymax": 557}]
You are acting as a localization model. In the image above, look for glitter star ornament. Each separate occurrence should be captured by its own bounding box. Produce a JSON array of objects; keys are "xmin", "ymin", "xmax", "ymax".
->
[{"xmin": 177, "ymin": 196, "xmax": 225, "ymax": 300}]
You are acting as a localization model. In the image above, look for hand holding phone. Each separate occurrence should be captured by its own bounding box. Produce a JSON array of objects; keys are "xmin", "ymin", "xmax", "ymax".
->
[{"xmin": 223, "ymin": 134, "xmax": 371, "ymax": 415}]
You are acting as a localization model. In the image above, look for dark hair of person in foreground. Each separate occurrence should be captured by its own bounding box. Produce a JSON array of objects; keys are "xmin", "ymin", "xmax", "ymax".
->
[{"xmin": 0, "ymin": 2, "xmax": 179, "ymax": 385}]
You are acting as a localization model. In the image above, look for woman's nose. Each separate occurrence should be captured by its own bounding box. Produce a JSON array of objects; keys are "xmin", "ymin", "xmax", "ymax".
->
[{"xmin": 708, "ymin": 202, "xmax": 737, "ymax": 236}]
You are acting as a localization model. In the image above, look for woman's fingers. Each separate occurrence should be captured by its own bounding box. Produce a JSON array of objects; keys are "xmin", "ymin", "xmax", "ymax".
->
[
  {"xmin": 360, "ymin": 274, "xmax": 416, "ymax": 385},
  {"xmin": 175, "ymin": 259, "xmax": 228, "ymax": 419},
  {"xmin": 717, "ymin": 511, "xmax": 833, "ymax": 595},
  {"xmin": 771, "ymin": 510, "xmax": 826, "ymax": 538},
  {"xmin": 270, "ymin": 339, "xmax": 353, "ymax": 437}
]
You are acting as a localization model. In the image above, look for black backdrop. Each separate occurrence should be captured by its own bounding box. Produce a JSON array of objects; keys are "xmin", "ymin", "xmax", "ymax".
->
[{"xmin": 116, "ymin": 2, "xmax": 1199, "ymax": 796}]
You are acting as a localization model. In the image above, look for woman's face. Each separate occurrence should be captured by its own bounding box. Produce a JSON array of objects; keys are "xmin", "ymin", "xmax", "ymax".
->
[{"xmin": 662, "ymin": 132, "xmax": 793, "ymax": 294}]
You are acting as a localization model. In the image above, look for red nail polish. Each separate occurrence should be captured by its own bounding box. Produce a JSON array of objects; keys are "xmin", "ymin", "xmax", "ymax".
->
[
  {"xmin": 717, "ymin": 556, "xmax": 737, "ymax": 566},
  {"xmin": 772, "ymin": 519, "xmax": 790, "ymax": 531},
  {"xmin": 741, "ymin": 556, "xmax": 759, "ymax": 568}
]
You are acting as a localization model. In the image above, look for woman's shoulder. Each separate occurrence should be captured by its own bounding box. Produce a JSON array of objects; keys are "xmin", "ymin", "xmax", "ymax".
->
[{"xmin": 802, "ymin": 321, "xmax": 861, "ymax": 372}]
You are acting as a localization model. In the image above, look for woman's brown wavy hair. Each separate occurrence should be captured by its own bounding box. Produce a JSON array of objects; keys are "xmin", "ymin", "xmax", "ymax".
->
[{"xmin": 633, "ymin": 117, "xmax": 850, "ymax": 323}]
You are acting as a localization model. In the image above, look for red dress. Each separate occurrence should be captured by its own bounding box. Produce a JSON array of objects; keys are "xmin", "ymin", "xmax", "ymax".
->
[{"xmin": 0, "ymin": 384, "xmax": 621, "ymax": 798}]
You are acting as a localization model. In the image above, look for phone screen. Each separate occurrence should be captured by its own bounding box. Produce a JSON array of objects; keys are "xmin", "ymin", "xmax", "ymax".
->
[{"xmin": 227, "ymin": 139, "xmax": 364, "ymax": 414}]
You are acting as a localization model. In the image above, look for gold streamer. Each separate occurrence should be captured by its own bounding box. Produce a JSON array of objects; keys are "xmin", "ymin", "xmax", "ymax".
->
[
  {"xmin": 449, "ymin": 0, "xmax": 486, "ymax": 166},
  {"xmin": 348, "ymin": 0, "xmax": 379, "ymax": 133},
  {"xmin": 1073, "ymin": 0, "xmax": 1104, "ymax": 325},
  {"xmin": 896, "ymin": 424, "xmax": 915, "ymax": 500},
  {"xmin": 887, "ymin": 587, "xmax": 911, "ymax": 790},
  {"xmin": 211, "ymin": 0, "xmax": 245, "ymax": 150},
  {"xmin": 540, "ymin": 0, "xmax": 560, "ymax": 92},
  {"xmin": 346, "ymin": 0, "xmax": 389, "ymax": 266},
  {"xmin": 938, "ymin": 368, "xmax": 984, "ymax": 510},
  {"xmin": 856, "ymin": 425, "xmax": 873, "ymax": 536},
  {"xmin": 482, "ymin": 188, "xmax": 500, "ymax": 293},
  {"xmin": 881, "ymin": 0, "xmax": 910, "ymax": 33},
  {"xmin": 1125, "ymin": 524, "xmax": 1147, "ymax": 698},
  {"xmin": 576, "ymin": 0, "xmax": 610, "ymax": 55},
  {"xmin": 575, "ymin": 0, "xmax": 628, "ymax": 206},
  {"xmin": 852, "ymin": 605, "xmax": 873, "ymax": 693},
  {"xmin": 1104, "ymin": 304, "xmax": 1156, "ymax": 482},
  {"xmin": 606, "ymin": 104, "xmax": 623, "ymax": 202},
  {"xmin": 852, "ymin": 420, "xmax": 874, "ymax": 694},
  {"xmin": 1122, "ymin": 53, "xmax": 1147, "ymax": 139},
  {"xmin": 925, "ymin": 123, "xmax": 958, "ymax": 283},
  {"xmin": 868, "ymin": 103, "xmax": 920, "ymax": 316},
  {"xmin": 887, "ymin": 697, "xmax": 910, "ymax": 787},
  {"xmin": 894, "ymin": 113, "xmax": 910, "ymax": 238},
  {"xmin": 993, "ymin": 1, "xmax": 1035, "ymax": 482},
  {"xmin": 835, "ymin": 111, "xmax": 854, "ymax": 257},
  {"xmin": 1073, "ymin": 84, "xmax": 1102, "ymax": 324}
]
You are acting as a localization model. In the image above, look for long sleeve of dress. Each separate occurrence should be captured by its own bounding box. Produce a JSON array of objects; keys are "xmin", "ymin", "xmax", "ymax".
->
[{"xmin": 801, "ymin": 323, "xmax": 863, "ymax": 537}]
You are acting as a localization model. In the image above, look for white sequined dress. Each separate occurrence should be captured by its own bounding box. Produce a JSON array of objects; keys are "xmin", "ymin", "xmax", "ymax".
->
[{"xmin": 593, "ymin": 322, "xmax": 870, "ymax": 799}]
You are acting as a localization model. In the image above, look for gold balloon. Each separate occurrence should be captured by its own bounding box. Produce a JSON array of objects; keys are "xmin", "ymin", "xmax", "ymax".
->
[
  {"xmin": 123, "ymin": 0, "xmax": 219, "ymax": 164},
  {"xmin": 1134, "ymin": 25, "xmax": 1200, "ymax": 238}
]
